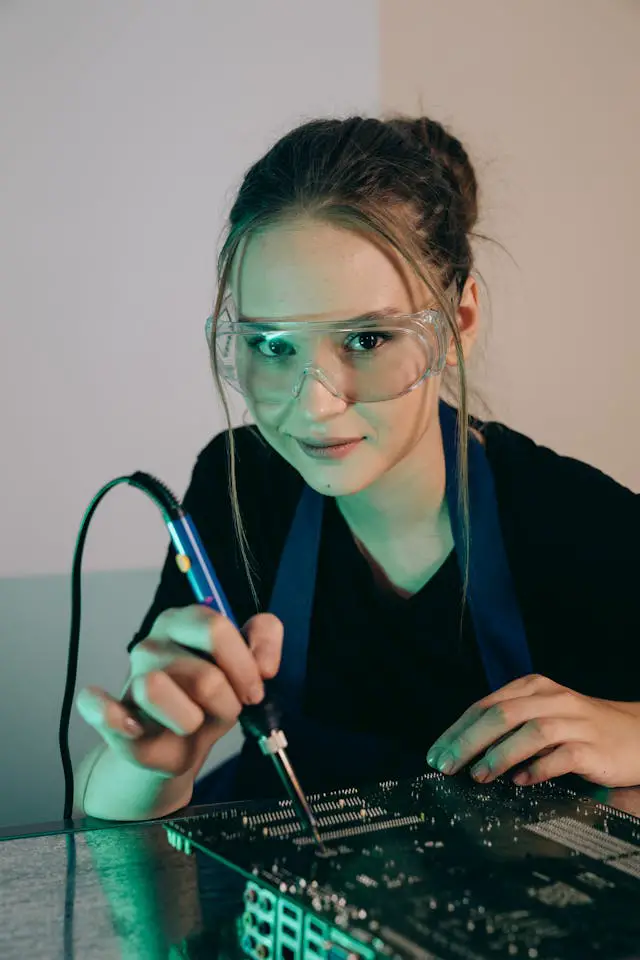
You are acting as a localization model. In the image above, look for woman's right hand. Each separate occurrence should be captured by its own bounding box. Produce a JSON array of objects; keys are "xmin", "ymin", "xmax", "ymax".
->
[{"xmin": 75, "ymin": 605, "xmax": 284, "ymax": 780}]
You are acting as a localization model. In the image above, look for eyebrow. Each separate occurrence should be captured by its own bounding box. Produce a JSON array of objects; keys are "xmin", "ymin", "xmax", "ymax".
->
[{"xmin": 237, "ymin": 308, "xmax": 403, "ymax": 325}]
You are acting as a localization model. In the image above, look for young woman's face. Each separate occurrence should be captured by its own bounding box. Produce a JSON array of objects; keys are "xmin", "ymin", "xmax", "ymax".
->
[{"xmin": 230, "ymin": 216, "xmax": 475, "ymax": 498}]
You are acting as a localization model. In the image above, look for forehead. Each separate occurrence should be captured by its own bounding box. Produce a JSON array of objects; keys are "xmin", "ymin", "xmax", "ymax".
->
[{"xmin": 229, "ymin": 217, "xmax": 426, "ymax": 321}]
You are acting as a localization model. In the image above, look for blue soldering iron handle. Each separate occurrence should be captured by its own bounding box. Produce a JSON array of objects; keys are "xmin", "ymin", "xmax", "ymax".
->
[
  {"xmin": 165, "ymin": 513, "xmax": 240, "ymax": 627},
  {"xmin": 164, "ymin": 512, "xmax": 281, "ymax": 739}
]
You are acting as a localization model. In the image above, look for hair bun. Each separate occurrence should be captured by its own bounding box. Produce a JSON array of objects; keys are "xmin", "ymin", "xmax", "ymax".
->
[{"xmin": 387, "ymin": 116, "xmax": 478, "ymax": 233}]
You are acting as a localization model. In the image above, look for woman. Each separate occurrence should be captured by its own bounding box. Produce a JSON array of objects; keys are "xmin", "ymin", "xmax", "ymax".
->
[{"xmin": 75, "ymin": 115, "xmax": 640, "ymax": 822}]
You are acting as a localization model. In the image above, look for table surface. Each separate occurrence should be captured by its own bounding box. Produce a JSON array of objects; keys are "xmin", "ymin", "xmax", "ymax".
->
[
  {"xmin": 0, "ymin": 800, "xmax": 248, "ymax": 960},
  {"xmin": 3, "ymin": 778, "xmax": 640, "ymax": 960}
]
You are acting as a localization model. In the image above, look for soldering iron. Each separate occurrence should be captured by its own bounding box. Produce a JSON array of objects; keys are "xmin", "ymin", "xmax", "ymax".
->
[{"xmin": 59, "ymin": 470, "xmax": 325, "ymax": 851}]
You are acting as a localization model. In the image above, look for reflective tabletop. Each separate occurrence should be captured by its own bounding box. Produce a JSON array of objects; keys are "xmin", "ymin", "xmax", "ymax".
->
[{"xmin": 2, "ymin": 775, "xmax": 640, "ymax": 960}]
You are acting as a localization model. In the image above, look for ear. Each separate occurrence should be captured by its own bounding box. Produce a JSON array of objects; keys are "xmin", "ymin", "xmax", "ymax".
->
[{"xmin": 445, "ymin": 276, "xmax": 480, "ymax": 366}]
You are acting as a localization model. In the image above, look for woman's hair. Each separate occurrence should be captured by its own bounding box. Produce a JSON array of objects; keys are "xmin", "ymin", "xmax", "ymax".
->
[{"xmin": 208, "ymin": 114, "xmax": 483, "ymax": 610}]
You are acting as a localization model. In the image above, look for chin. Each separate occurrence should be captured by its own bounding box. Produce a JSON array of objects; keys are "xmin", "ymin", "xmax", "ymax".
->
[
  {"xmin": 265, "ymin": 432, "xmax": 380, "ymax": 496},
  {"xmin": 294, "ymin": 460, "xmax": 379, "ymax": 498}
]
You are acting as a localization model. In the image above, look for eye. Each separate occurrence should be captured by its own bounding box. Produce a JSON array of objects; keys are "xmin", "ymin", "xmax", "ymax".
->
[
  {"xmin": 344, "ymin": 331, "xmax": 393, "ymax": 353},
  {"xmin": 246, "ymin": 334, "xmax": 295, "ymax": 358}
]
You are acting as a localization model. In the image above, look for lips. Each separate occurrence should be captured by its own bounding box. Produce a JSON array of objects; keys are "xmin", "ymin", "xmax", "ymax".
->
[
  {"xmin": 294, "ymin": 436, "xmax": 364, "ymax": 460},
  {"xmin": 298, "ymin": 438, "xmax": 362, "ymax": 447}
]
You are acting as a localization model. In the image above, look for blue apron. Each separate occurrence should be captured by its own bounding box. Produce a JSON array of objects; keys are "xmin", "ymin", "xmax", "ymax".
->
[{"xmin": 192, "ymin": 401, "xmax": 533, "ymax": 803}]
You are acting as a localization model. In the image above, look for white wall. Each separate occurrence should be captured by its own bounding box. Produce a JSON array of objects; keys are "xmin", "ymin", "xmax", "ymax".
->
[
  {"xmin": 0, "ymin": 0, "xmax": 380, "ymax": 578},
  {"xmin": 381, "ymin": 0, "xmax": 640, "ymax": 493},
  {"xmin": 0, "ymin": 0, "xmax": 379, "ymax": 828}
]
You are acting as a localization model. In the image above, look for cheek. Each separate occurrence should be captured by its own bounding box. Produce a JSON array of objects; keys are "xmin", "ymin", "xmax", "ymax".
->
[
  {"xmin": 367, "ymin": 386, "xmax": 434, "ymax": 448},
  {"xmin": 247, "ymin": 399, "xmax": 285, "ymax": 436},
  {"xmin": 248, "ymin": 402, "xmax": 299, "ymax": 462}
]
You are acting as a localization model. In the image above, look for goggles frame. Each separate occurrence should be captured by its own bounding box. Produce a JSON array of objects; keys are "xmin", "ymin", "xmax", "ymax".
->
[{"xmin": 205, "ymin": 293, "xmax": 452, "ymax": 404}]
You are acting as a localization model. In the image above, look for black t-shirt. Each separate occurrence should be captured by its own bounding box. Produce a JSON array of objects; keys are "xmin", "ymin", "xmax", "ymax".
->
[{"xmin": 129, "ymin": 419, "xmax": 640, "ymax": 760}]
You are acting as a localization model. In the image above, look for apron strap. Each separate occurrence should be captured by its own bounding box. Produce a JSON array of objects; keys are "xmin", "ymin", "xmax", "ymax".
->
[
  {"xmin": 268, "ymin": 482, "xmax": 325, "ymax": 710},
  {"xmin": 439, "ymin": 402, "xmax": 533, "ymax": 689}
]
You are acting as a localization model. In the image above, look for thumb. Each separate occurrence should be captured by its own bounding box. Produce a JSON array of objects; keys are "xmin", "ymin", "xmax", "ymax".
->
[
  {"xmin": 243, "ymin": 613, "xmax": 284, "ymax": 679},
  {"xmin": 76, "ymin": 686, "xmax": 146, "ymax": 743}
]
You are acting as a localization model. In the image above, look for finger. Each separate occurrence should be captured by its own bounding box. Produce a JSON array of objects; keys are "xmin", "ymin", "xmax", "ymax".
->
[
  {"xmin": 77, "ymin": 683, "xmax": 216, "ymax": 780},
  {"xmin": 244, "ymin": 613, "xmax": 284, "ymax": 679},
  {"xmin": 469, "ymin": 718, "xmax": 593, "ymax": 782},
  {"xmin": 148, "ymin": 606, "xmax": 265, "ymax": 706},
  {"xmin": 512, "ymin": 742, "xmax": 594, "ymax": 786},
  {"xmin": 76, "ymin": 686, "xmax": 145, "ymax": 741},
  {"xmin": 128, "ymin": 636, "xmax": 182, "ymax": 676},
  {"xmin": 428, "ymin": 691, "xmax": 581, "ymax": 774},
  {"xmin": 477, "ymin": 673, "xmax": 562, "ymax": 708},
  {"xmin": 164, "ymin": 656, "xmax": 242, "ymax": 727},
  {"xmin": 427, "ymin": 675, "xmax": 563, "ymax": 762},
  {"xmin": 129, "ymin": 670, "xmax": 205, "ymax": 736},
  {"xmin": 130, "ymin": 637, "xmax": 243, "ymax": 726}
]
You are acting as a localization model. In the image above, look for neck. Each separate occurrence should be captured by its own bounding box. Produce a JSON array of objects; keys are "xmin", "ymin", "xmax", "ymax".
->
[{"xmin": 336, "ymin": 418, "xmax": 446, "ymax": 542}]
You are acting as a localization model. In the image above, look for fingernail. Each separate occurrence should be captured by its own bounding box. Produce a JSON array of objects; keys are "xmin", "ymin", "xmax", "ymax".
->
[
  {"xmin": 512, "ymin": 771, "xmax": 529, "ymax": 785},
  {"xmin": 427, "ymin": 751, "xmax": 438, "ymax": 768},
  {"xmin": 437, "ymin": 752, "xmax": 454, "ymax": 774},
  {"xmin": 122, "ymin": 717, "xmax": 144, "ymax": 739},
  {"xmin": 471, "ymin": 764, "xmax": 488, "ymax": 782},
  {"xmin": 247, "ymin": 683, "xmax": 264, "ymax": 705}
]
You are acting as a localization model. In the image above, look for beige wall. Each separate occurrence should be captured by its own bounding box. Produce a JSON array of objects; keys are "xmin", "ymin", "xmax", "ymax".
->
[{"xmin": 381, "ymin": 0, "xmax": 639, "ymax": 491}]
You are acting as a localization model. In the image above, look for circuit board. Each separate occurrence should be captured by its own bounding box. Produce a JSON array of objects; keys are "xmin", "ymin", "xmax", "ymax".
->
[{"xmin": 165, "ymin": 772, "xmax": 640, "ymax": 960}]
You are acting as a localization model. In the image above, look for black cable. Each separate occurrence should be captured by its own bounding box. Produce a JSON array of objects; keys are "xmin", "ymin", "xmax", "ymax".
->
[
  {"xmin": 60, "ymin": 476, "xmax": 130, "ymax": 823},
  {"xmin": 59, "ymin": 472, "xmax": 182, "ymax": 822}
]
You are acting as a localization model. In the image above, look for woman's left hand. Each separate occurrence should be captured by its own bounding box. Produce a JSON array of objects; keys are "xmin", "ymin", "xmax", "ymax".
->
[{"xmin": 426, "ymin": 674, "xmax": 640, "ymax": 788}]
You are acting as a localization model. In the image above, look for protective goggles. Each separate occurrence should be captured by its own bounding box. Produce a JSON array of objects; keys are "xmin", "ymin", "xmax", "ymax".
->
[{"xmin": 206, "ymin": 295, "xmax": 449, "ymax": 404}]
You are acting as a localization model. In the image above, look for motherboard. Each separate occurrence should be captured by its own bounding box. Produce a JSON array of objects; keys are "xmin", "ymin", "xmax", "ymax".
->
[{"xmin": 165, "ymin": 772, "xmax": 640, "ymax": 960}]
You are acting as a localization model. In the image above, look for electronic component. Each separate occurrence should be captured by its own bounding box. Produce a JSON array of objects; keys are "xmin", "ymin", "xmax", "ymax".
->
[{"xmin": 166, "ymin": 771, "xmax": 640, "ymax": 959}]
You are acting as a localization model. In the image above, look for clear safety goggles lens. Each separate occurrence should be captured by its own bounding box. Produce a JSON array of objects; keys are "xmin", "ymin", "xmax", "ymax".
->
[{"xmin": 207, "ymin": 303, "xmax": 448, "ymax": 403}]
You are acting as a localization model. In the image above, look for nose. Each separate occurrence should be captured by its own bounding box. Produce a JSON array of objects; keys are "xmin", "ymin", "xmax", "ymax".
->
[{"xmin": 294, "ymin": 368, "xmax": 347, "ymax": 422}]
